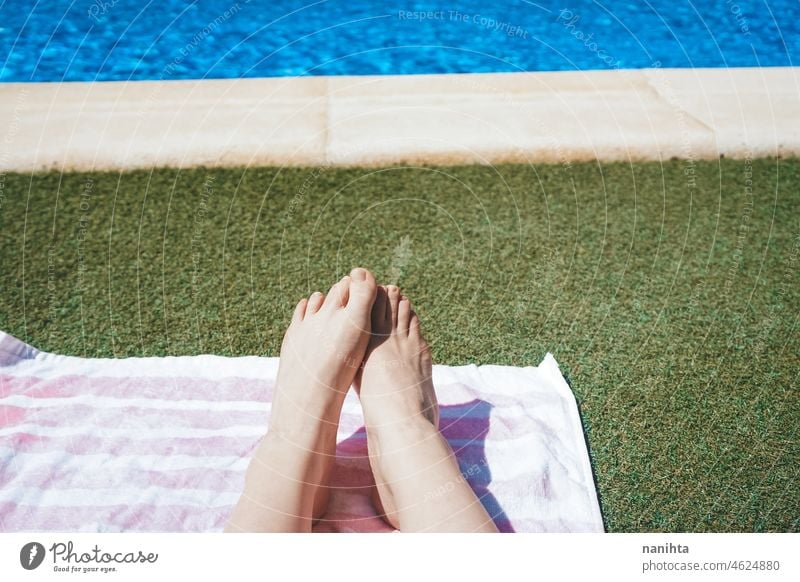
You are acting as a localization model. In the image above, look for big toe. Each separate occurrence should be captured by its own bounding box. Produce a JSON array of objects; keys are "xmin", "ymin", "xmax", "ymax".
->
[
  {"xmin": 346, "ymin": 267, "xmax": 377, "ymax": 313},
  {"xmin": 385, "ymin": 285, "xmax": 401, "ymax": 327}
]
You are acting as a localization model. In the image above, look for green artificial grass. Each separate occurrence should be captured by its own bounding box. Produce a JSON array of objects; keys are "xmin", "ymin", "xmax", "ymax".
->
[{"xmin": 1, "ymin": 158, "xmax": 798, "ymax": 532}]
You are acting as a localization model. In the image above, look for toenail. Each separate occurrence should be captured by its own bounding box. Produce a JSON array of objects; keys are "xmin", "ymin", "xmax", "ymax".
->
[{"xmin": 351, "ymin": 268, "xmax": 367, "ymax": 281}]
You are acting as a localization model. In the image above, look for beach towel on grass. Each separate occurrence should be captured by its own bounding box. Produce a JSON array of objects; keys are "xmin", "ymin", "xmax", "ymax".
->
[{"xmin": 0, "ymin": 330, "xmax": 603, "ymax": 533}]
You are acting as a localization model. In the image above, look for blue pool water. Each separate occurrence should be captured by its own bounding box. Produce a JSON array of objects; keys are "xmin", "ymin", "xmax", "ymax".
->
[{"xmin": 1, "ymin": 0, "xmax": 797, "ymax": 82}]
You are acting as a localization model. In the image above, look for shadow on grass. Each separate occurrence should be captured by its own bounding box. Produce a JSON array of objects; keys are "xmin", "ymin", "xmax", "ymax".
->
[{"xmin": 563, "ymin": 369, "xmax": 608, "ymax": 532}]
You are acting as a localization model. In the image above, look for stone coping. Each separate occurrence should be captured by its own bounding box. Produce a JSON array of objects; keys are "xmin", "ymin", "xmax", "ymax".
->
[{"xmin": 1, "ymin": 67, "xmax": 798, "ymax": 172}]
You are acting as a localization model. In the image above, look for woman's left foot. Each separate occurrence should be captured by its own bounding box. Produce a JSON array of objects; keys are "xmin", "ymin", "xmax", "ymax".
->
[{"xmin": 267, "ymin": 267, "xmax": 377, "ymax": 520}]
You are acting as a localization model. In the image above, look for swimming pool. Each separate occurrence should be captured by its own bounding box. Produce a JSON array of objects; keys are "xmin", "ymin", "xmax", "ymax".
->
[{"xmin": 1, "ymin": 0, "xmax": 797, "ymax": 82}]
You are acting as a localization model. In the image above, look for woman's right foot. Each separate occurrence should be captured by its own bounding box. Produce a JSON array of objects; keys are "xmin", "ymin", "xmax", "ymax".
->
[
  {"xmin": 356, "ymin": 285, "xmax": 438, "ymax": 427},
  {"xmin": 356, "ymin": 285, "xmax": 440, "ymax": 528}
]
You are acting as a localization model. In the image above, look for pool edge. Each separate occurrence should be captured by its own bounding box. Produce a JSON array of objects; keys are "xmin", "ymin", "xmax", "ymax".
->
[{"xmin": 1, "ymin": 67, "xmax": 798, "ymax": 172}]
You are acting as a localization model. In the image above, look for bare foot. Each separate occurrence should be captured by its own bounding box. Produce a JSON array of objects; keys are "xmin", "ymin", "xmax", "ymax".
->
[
  {"xmin": 356, "ymin": 285, "xmax": 439, "ymax": 528},
  {"xmin": 268, "ymin": 267, "xmax": 376, "ymax": 521}
]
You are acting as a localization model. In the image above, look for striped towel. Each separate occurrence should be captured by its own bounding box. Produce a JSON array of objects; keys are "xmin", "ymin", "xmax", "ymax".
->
[{"xmin": 0, "ymin": 330, "xmax": 603, "ymax": 533}]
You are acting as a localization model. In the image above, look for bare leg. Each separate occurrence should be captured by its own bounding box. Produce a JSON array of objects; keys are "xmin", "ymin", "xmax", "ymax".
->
[
  {"xmin": 356, "ymin": 286, "xmax": 499, "ymax": 533},
  {"xmin": 225, "ymin": 268, "xmax": 376, "ymax": 532}
]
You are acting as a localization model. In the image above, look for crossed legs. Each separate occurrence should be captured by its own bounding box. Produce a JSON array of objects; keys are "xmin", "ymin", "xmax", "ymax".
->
[{"xmin": 225, "ymin": 268, "xmax": 498, "ymax": 533}]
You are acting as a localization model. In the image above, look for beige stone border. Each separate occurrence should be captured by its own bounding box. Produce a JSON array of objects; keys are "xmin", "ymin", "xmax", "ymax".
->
[{"xmin": 1, "ymin": 67, "xmax": 798, "ymax": 172}]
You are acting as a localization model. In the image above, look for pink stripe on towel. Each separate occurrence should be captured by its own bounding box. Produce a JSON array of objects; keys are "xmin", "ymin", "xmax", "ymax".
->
[
  {"xmin": 5, "ymin": 432, "xmax": 259, "ymax": 457},
  {"xmin": 0, "ymin": 374, "xmax": 274, "ymax": 402}
]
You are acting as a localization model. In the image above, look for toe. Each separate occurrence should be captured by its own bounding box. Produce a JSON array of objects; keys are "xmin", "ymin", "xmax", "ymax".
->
[
  {"xmin": 307, "ymin": 291, "xmax": 325, "ymax": 314},
  {"xmin": 385, "ymin": 285, "xmax": 401, "ymax": 328},
  {"xmin": 324, "ymin": 276, "xmax": 351, "ymax": 310},
  {"xmin": 398, "ymin": 295, "xmax": 411, "ymax": 334},
  {"xmin": 346, "ymin": 267, "xmax": 377, "ymax": 313},
  {"xmin": 371, "ymin": 286, "xmax": 389, "ymax": 334},
  {"xmin": 409, "ymin": 312, "xmax": 421, "ymax": 338},
  {"xmin": 292, "ymin": 298, "xmax": 308, "ymax": 323}
]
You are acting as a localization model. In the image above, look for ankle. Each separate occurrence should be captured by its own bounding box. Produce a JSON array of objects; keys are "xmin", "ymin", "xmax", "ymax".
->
[
  {"xmin": 366, "ymin": 414, "xmax": 439, "ymax": 452},
  {"xmin": 363, "ymin": 398, "xmax": 437, "ymax": 430},
  {"xmin": 265, "ymin": 418, "xmax": 338, "ymax": 451},
  {"xmin": 269, "ymin": 391, "xmax": 345, "ymax": 444}
]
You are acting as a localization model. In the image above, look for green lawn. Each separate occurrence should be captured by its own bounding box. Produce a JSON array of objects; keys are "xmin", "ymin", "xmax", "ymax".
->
[{"xmin": 1, "ymin": 158, "xmax": 797, "ymax": 532}]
